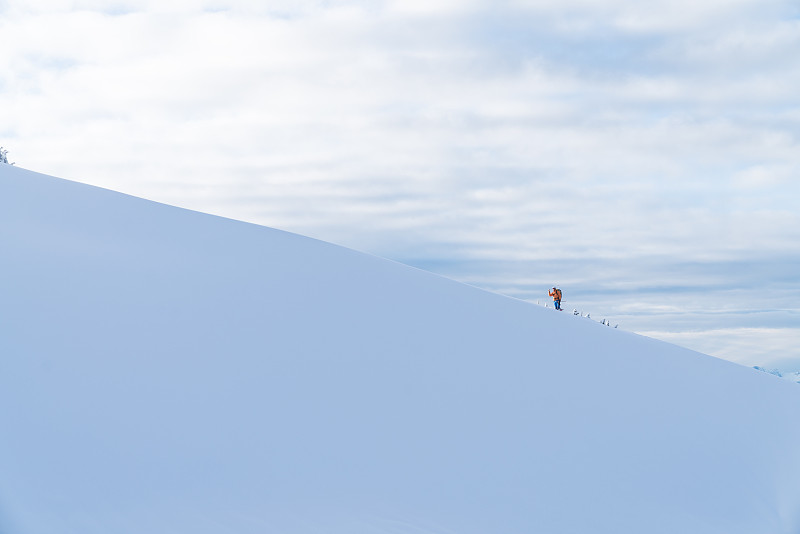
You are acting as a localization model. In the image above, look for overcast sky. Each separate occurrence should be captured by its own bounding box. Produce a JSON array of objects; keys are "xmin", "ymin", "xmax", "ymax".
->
[{"xmin": 2, "ymin": 0, "xmax": 798, "ymax": 370}]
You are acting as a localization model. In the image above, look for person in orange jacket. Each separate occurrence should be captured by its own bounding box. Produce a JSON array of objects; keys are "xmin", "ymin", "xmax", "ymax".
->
[{"xmin": 549, "ymin": 287, "xmax": 562, "ymax": 310}]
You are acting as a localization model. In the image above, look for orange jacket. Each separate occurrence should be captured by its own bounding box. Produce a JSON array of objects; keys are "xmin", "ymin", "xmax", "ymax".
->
[{"xmin": 549, "ymin": 288, "xmax": 562, "ymax": 301}]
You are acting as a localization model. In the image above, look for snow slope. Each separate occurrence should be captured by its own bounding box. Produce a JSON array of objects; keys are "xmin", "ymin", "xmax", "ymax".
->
[{"xmin": 1, "ymin": 164, "xmax": 799, "ymax": 534}]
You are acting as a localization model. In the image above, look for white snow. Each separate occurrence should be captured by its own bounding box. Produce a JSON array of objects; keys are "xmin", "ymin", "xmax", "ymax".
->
[
  {"xmin": 754, "ymin": 366, "xmax": 800, "ymax": 384},
  {"xmin": 1, "ymin": 164, "xmax": 799, "ymax": 534}
]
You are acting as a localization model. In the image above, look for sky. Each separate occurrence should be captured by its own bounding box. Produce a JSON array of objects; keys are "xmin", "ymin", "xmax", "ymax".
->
[{"xmin": 1, "ymin": 0, "xmax": 798, "ymax": 369}]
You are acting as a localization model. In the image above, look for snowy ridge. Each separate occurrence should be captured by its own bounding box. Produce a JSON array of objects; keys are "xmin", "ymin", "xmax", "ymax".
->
[
  {"xmin": 1, "ymin": 164, "xmax": 800, "ymax": 534},
  {"xmin": 754, "ymin": 366, "xmax": 800, "ymax": 384}
]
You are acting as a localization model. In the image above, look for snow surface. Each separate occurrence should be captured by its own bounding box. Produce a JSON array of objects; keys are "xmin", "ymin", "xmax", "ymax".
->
[
  {"xmin": 1, "ymin": 164, "xmax": 800, "ymax": 534},
  {"xmin": 754, "ymin": 367, "xmax": 800, "ymax": 384}
]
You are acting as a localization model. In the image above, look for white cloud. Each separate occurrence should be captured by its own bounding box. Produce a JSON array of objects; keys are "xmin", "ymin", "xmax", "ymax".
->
[
  {"xmin": 733, "ymin": 164, "xmax": 796, "ymax": 189},
  {"xmin": 508, "ymin": 0, "xmax": 789, "ymax": 33}
]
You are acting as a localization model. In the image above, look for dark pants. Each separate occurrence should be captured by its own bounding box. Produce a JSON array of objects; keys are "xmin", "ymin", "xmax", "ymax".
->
[{"xmin": 554, "ymin": 299, "xmax": 561, "ymax": 310}]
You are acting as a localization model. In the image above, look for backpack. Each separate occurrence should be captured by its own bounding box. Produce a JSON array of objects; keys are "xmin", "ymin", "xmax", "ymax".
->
[{"xmin": 555, "ymin": 288, "xmax": 562, "ymax": 300}]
